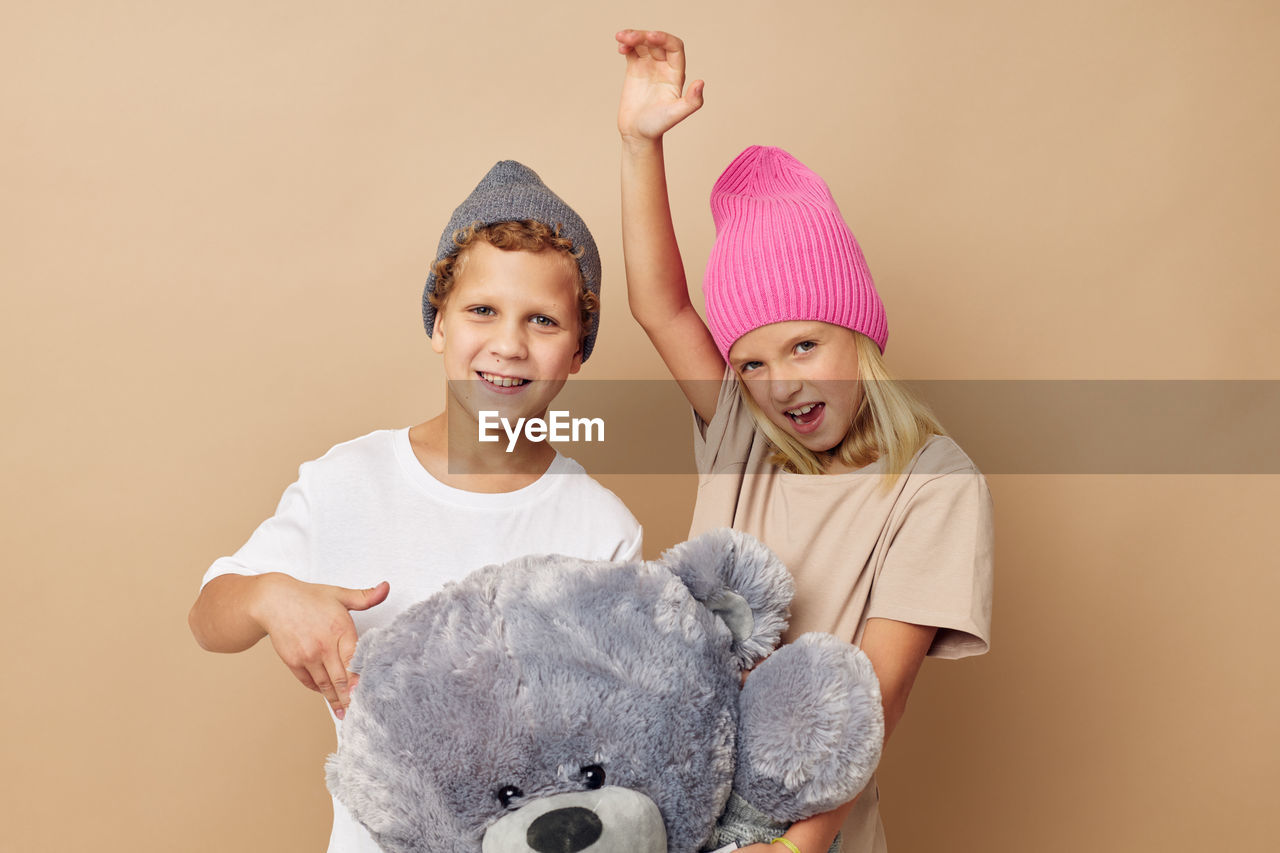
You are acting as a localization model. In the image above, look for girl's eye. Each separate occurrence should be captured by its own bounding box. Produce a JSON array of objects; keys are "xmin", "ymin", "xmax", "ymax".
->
[
  {"xmin": 795, "ymin": 340, "xmax": 817, "ymax": 354},
  {"xmin": 740, "ymin": 361, "xmax": 762, "ymax": 373}
]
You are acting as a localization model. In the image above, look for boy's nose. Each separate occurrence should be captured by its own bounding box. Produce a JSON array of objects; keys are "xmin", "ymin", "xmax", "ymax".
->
[{"xmin": 488, "ymin": 322, "xmax": 528, "ymax": 360}]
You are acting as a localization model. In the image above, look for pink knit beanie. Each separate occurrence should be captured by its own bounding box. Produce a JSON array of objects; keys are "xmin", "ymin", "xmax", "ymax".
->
[{"xmin": 704, "ymin": 146, "xmax": 887, "ymax": 360}]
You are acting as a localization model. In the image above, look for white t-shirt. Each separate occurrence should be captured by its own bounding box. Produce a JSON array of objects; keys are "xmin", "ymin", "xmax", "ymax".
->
[{"xmin": 202, "ymin": 428, "xmax": 643, "ymax": 853}]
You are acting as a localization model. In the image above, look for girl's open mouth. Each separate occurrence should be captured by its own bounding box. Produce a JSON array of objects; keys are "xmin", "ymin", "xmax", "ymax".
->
[{"xmin": 785, "ymin": 401, "xmax": 825, "ymax": 433}]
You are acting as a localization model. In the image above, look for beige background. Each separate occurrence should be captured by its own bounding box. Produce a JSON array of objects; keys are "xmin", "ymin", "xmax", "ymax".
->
[{"xmin": 4, "ymin": 1, "xmax": 1277, "ymax": 850}]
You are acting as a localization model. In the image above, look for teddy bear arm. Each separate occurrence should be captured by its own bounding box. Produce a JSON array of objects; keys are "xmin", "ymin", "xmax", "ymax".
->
[{"xmin": 731, "ymin": 633, "xmax": 885, "ymax": 824}]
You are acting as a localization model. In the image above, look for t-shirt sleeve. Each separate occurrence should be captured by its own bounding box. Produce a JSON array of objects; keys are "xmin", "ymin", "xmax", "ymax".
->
[
  {"xmin": 200, "ymin": 463, "xmax": 314, "ymax": 589},
  {"xmin": 866, "ymin": 467, "xmax": 995, "ymax": 659},
  {"xmin": 614, "ymin": 522, "xmax": 644, "ymax": 562},
  {"xmin": 569, "ymin": 469, "xmax": 644, "ymax": 563},
  {"xmin": 692, "ymin": 367, "xmax": 758, "ymax": 475}
]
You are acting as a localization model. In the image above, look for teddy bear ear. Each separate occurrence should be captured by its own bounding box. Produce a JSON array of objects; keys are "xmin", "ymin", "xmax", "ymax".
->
[{"xmin": 657, "ymin": 528, "xmax": 794, "ymax": 671}]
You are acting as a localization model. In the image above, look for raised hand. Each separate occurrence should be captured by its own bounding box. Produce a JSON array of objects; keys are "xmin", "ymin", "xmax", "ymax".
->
[
  {"xmin": 616, "ymin": 29, "xmax": 704, "ymax": 142},
  {"xmin": 255, "ymin": 574, "xmax": 390, "ymax": 720}
]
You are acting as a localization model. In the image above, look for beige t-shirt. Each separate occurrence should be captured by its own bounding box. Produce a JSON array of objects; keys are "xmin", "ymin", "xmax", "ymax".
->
[{"xmin": 690, "ymin": 370, "xmax": 994, "ymax": 852}]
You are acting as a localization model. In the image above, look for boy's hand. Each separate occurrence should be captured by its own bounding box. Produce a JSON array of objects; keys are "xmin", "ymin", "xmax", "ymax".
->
[
  {"xmin": 253, "ymin": 574, "xmax": 390, "ymax": 720},
  {"xmin": 616, "ymin": 29, "xmax": 704, "ymax": 143}
]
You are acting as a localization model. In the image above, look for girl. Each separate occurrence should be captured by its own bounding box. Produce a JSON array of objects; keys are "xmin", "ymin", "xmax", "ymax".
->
[{"xmin": 616, "ymin": 30, "xmax": 994, "ymax": 853}]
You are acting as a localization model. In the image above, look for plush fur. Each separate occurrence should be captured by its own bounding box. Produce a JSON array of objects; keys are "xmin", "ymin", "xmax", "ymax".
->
[{"xmin": 327, "ymin": 529, "xmax": 883, "ymax": 853}]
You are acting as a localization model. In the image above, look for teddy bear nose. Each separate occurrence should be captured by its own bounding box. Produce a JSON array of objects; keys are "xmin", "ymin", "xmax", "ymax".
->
[{"xmin": 525, "ymin": 806, "xmax": 603, "ymax": 853}]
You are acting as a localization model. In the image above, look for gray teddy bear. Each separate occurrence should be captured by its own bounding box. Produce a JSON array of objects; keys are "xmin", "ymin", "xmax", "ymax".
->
[{"xmin": 326, "ymin": 529, "xmax": 884, "ymax": 853}]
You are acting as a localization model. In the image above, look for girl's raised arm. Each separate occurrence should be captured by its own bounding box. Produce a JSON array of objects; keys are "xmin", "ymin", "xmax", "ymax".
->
[{"xmin": 617, "ymin": 29, "xmax": 724, "ymax": 424}]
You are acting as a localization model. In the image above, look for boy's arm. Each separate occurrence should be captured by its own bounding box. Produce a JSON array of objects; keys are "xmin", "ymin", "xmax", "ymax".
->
[
  {"xmin": 189, "ymin": 572, "xmax": 389, "ymax": 720},
  {"xmin": 617, "ymin": 29, "xmax": 725, "ymax": 423}
]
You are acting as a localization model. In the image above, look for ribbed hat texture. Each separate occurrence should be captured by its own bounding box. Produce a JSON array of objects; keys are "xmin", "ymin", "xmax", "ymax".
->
[
  {"xmin": 422, "ymin": 161, "xmax": 602, "ymax": 362},
  {"xmin": 704, "ymin": 146, "xmax": 887, "ymax": 360}
]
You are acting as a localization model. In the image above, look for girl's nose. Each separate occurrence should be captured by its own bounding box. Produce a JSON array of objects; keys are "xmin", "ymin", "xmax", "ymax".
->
[{"xmin": 770, "ymin": 374, "xmax": 802, "ymax": 403}]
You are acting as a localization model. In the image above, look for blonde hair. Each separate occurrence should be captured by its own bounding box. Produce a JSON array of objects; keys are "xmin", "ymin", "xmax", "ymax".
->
[
  {"xmin": 739, "ymin": 332, "xmax": 945, "ymax": 483},
  {"xmin": 429, "ymin": 220, "xmax": 599, "ymax": 345}
]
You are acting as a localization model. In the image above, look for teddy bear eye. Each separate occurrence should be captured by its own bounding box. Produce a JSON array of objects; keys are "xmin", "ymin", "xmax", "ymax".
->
[
  {"xmin": 580, "ymin": 765, "xmax": 606, "ymax": 790},
  {"xmin": 495, "ymin": 785, "xmax": 523, "ymax": 809}
]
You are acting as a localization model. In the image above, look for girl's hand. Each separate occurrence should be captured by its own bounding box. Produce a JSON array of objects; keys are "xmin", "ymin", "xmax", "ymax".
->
[{"xmin": 616, "ymin": 29, "xmax": 704, "ymax": 143}]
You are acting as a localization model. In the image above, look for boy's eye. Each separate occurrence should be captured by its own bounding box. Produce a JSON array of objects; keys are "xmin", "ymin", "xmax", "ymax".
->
[
  {"xmin": 531, "ymin": 315, "xmax": 557, "ymax": 327},
  {"xmin": 470, "ymin": 306, "xmax": 495, "ymax": 316}
]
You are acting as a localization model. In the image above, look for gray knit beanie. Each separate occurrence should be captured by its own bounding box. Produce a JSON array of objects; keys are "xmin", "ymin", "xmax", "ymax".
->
[{"xmin": 422, "ymin": 161, "xmax": 602, "ymax": 362}]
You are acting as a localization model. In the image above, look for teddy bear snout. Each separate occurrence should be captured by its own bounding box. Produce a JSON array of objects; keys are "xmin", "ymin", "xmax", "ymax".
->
[
  {"xmin": 526, "ymin": 806, "xmax": 602, "ymax": 852},
  {"xmin": 480, "ymin": 788, "xmax": 667, "ymax": 853}
]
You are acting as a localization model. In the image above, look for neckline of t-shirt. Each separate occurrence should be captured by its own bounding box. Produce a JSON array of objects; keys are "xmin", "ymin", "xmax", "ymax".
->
[
  {"xmin": 392, "ymin": 427, "xmax": 576, "ymax": 507},
  {"xmin": 773, "ymin": 434, "xmax": 952, "ymax": 481},
  {"xmin": 774, "ymin": 454, "xmax": 888, "ymax": 481}
]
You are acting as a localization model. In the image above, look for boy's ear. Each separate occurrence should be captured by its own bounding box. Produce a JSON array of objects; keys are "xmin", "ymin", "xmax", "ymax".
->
[
  {"xmin": 569, "ymin": 346, "xmax": 583, "ymax": 375},
  {"xmin": 430, "ymin": 319, "xmax": 445, "ymax": 354}
]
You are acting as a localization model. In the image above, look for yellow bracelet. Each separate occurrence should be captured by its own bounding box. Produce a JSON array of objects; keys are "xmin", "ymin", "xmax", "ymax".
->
[{"xmin": 771, "ymin": 838, "xmax": 802, "ymax": 853}]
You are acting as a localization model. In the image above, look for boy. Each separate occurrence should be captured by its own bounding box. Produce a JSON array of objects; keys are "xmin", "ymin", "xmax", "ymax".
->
[{"xmin": 188, "ymin": 161, "xmax": 642, "ymax": 853}]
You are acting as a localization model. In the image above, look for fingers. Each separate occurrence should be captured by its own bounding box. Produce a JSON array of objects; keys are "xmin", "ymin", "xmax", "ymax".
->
[
  {"xmin": 337, "ymin": 580, "xmax": 390, "ymax": 612},
  {"xmin": 321, "ymin": 652, "xmax": 354, "ymax": 720},
  {"xmin": 316, "ymin": 607, "xmax": 370, "ymax": 719},
  {"xmin": 338, "ymin": 624, "xmax": 359, "ymax": 673},
  {"xmin": 660, "ymin": 79, "xmax": 705, "ymax": 128},
  {"xmin": 262, "ymin": 577, "xmax": 388, "ymax": 720},
  {"xmin": 615, "ymin": 28, "xmax": 644, "ymax": 53},
  {"xmin": 684, "ymin": 79, "xmax": 705, "ymax": 114},
  {"xmin": 336, "ymin": 627, "xmax": 360, "ymax": 715},
  {"xmin": 334, "ymin": 583, "xmax": 384, "ymax": 717},
  {"xmin": 651, "ymin": 31, "xmax": 686, "ymax": 71},
  {"xmin": 616, "ymin": 29, "xmax": 686, "ymax": 70},
  {"xmin": 616, "ymin": 29, "xmax": 684, "ymax": 51},
  {"xmin": 302, "ymin": 657, "xmax": 346, "ymax": 718},
  {"xmin": 291, "ymin": 629, "xmax": 355, "ymax": 719},
  {"xmin": 288, "ymin": 662, "xmax": 319, "ymax": 693}
]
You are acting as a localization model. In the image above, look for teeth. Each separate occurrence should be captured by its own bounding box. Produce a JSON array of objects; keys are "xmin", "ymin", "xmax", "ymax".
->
[
  {"xmin": 787, "ymin": 403, "xmax": 817, "ymax": 417},
  {"xmin": 481, "ymin": 373, "xmax": 528, "ymax": 388}
]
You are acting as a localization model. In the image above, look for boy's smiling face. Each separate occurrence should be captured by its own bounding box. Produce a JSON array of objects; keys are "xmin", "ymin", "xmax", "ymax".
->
[{"xmin": 431, "ymin": 240, "xmax": 584, "ymax": 427}]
